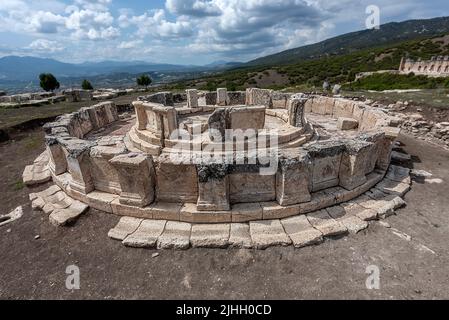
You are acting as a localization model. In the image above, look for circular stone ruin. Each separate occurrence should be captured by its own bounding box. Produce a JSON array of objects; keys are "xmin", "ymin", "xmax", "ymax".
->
[{"xmin": 27, "ymin": 88, "xmax": 412, "ymax": 249}]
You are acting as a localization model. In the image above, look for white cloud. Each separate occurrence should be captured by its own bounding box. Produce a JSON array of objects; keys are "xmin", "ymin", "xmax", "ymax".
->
[
  {"xmin": 28, "ymin": 11, "xmax": 66, "ymax": 33},
  {"xmin": 118, "ymin": 40, "xmax": 143, "ymax": 49},
  {"xmin": 121, "ymin": 9, "xmax": 194, "ymax": 39},
  {"xmin": 166, "ymin": 0, "xmax": 221, "ymax": 17},
  {"xmin": 28, "ymin": 39, "xmax": 64, "ymax": 52}
]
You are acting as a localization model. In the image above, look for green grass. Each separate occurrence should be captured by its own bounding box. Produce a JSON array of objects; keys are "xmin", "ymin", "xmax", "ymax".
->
[
  {"xmin": 345, "ymin": 73, "xmax": 449, "ymax": 91},
  {"xmin": 12, "ymin": 180, "xmax": 24, "ymax": 191}
]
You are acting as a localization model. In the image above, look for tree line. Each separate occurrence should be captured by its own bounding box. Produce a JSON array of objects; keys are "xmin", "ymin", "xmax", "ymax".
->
[{"xmin": 38, "ymin": 73, "xmax": 153, "ymax": 92}]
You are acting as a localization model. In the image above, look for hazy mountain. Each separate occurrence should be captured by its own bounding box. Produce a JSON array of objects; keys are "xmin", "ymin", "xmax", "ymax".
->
[
  {"xmin": 0, "ymin": 56, "xmax": 203, "ymax": 81},
  {"xmin": 245, "ymin": 16, "xmax": 449, "ymax": 66}
]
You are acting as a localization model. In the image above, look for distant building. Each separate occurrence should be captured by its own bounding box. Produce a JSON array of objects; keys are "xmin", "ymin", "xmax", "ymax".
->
[{"xmin": 399, "ymin": 56, "xmax": 449, "ymax": 77}]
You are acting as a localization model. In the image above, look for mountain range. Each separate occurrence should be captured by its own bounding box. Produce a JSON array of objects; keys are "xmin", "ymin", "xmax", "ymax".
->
[{"xmin": 245, "ymin": 16, "xmax": 449, "ymax": 66}]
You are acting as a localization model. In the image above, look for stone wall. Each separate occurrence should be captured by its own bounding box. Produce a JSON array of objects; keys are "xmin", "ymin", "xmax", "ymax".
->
[{"xmin": 399, "ymin": 56, "xmax": 449, "ymax": 77}]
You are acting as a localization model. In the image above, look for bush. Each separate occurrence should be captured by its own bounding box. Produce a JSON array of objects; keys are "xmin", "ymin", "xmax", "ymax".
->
[
  {"xmin": 137, "ymin": 74, "xmax": 152, "ymax": 87},
  {"xmin": 39, "ymin": 73, "xmax": 60, "ymax": 92},
  {"xmin": 81, "ymin": 79, "xmax": 93, "ymax": 90}
]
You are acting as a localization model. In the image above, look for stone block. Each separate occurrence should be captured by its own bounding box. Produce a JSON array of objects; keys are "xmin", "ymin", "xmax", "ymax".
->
[
  {"xmin": 231, "ymin": 203, "xmax": 263, "ymax": 222},
  {"xmin": 287, "ymin": 98, "xmax": 306, "ymax": 128},
  {"xmin": 386, "ymin": 165, "xmax": 411, "ymax": 184},
  {"xmin": 186, "ymin": 89, "xmax": 199, "ymax": 108},
  {"xmin": 150, "ymin": 202, "xmax": 182, "ymax": 221},
  {"xmin": 230, "ymin": 172, "xmax": 276, "ymax": 203},
  {"xmin": 333, "ymin": 99, "xmax": 354, "ymax": 118},
  {"xmin": 337, "ymin": 117, "xmax": 359, "ymax": 130},
  {"xmin": 276, "ymin": 150, "xmax": 312, "ymax": 206},
  {"xmin": 110, "ymin": 153, "xmax": 156, "ymax": 207},
  {"xmin": 228, "ymin": 91, "xmax": 246, "ymax": 105},
  {"xmin": 197, "ymin": 163, "xmax": 230, "ymax": 211},
  {"xmin": 90, "ymin": 146, "xmax": 125, "ymax": 195},
  {"xmin": 190, "ymin": 224, "xmax": 230, "ymax": 248},
  {"xmin": 306, "ymin": 140, "xmax": 345, "ymax": 192},
  {"xmin": 217, "ymin": 88, "xmax": 228, "ymax": 106},
  {"xmin": 229, "ymin": 106, "xmax": 266, "ymax": 130},
  {"xmin": 326, "ymin": 206, "xmax": 368, "ymax": 234},
  {"xmin": 339, "ymin": 140, "xmax": 373, "ymax": 190},
  {"xmin": 281, "ymin": 215, "xmax": 323, "ymax": 248},
  {"xmin": 228, "ymin": 223, "xmax": 253, "ymax": 248},
  {"xmin": 261, "ymin": 202, "xmax": 300, "ymax": 220},
  {"xmin": 157, "ymin": 221, "xmax": 191, "ymax": 250},
  {"xmin": 249, "ymin": 220, "xmax": 291, "ymax": 249},
  {"xmin": 123, "ymin": 220, "xmax": 166, "ymax": 248},
  {"xmin": 156, "ymin": 160, "xmax": 198, "ymax": 203},
  {"xmin": 306, "ymin": 210, "xmax": 348, "ymax": 237},
  {"xmin": 359, "ymin": 131, "xmax": 391, "ymax": 171},
  {"xmin": 108, "ymin": 217, "xmax": 143, "ymax": 241},
  {"xmin": 49, "ymin": 201, "xmax": 89, "ymax": 227},
  {"xmin": 180, "ymin": 203, "xmax": 231, "ymax": 223},
  {"xmin": 311, "ymin": 96, "xmax": 334, "ymax": 115},
  {"xmin": 246, "ymin": 88, "xmax": 273, "ymax": 108}
]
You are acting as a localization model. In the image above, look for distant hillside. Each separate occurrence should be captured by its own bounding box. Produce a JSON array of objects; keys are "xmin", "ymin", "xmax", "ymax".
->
[
  {"xmin": 246, "ymin": 16, "xmax": 449, "ymax": 66},
  {"xmin": 0, "ymin": 56, "xmax": 204, "ymax": 81},
  {"xmin": 171, "ymin": 33, "xmax": 449, "ymax": 91}
]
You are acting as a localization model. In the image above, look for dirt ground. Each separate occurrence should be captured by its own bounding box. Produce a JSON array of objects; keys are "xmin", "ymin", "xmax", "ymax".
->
[{"xmin": 0, "ymin": 129, "xmax": 448, "ymax": 300}]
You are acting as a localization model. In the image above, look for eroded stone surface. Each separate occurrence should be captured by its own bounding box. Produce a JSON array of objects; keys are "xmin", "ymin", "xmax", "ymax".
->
[
  {"xmin": 123, "ymin": 219, "xmax": 166, "ymax": 248},
  {"xmin": 22, "ymin": 151, "xmax": 51, "ymax": 186},
  {"xmin": 281, "ymin": 215, "xmax": 323, "ymax": 248},
  {"xmin": 306, "ymin": 210, "xmax": 348, "ymax": 237},
  {"xmin": 190, "ymin": 224, "xmax": 230, "ymax": 248},
  {"xmin": 229, "ymin": 223, "xmax": 252, "ymax": 248},
  {"xmin": 108, "ymin": 216, "xmax": 143, "ymax": 240},
  {"xmin": 157, "ymin": 221, "xmax": 191, "ymax": 250},
  {"xmin": 249, "ymin": 220, "xmax": 291, "ymax": 249},
  {"xmin": 30, "ymin": 185, "xmax": 89, "ymax": 226}
]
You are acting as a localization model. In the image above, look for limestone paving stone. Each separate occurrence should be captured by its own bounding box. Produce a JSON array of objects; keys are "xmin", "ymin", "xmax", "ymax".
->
[
  {"xmin": 190, "ymin": 223, "xmax": 230, "ymax": 248},
  {"xmin": 339, "ymin": 201, "xmax": 378, "ymax": 221},
  {"xmin": 232, "ymin": 203, "xmax": 263, "ymax": 222},
  {"xmin": 375, "ymin": 179, "xmax": 411, "ymax": 197},
  {"xmin": 281, "ymin": 215, "xmax": 323, "ymax": 248},
  {"xmin": 326, "ymin": 206, "xmax": 368, "ymax": 234},
  {"xmin": 108, "ymin": 216, "xmax": 143, "ymax": 241},
  {"xmin": 249, "ymin": 220, "xmax": 291, "ymax": 249},
  {"xmin": 157, "ymin": 221, "xmax": 192, "ymax": 250},
  {"xmin": 228, "ymin": 223, "xmax": 253, "ymax": 248},
  {"xmin": 49, "ymin": 201, "xmax": 89, "ymax": 226},
  {"xmin": 386, "ymin": 165, "xmax": 411, "ymax": 184},
  {"xmin": 123, "ymin": 219, "xmax": 167, "ymax": 248},
  {"xmin": 306, "ymin": 210, "xmax": 348, "ymax": 237}
]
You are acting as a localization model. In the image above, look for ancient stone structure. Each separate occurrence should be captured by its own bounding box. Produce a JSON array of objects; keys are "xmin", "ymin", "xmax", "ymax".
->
[
  {"xmin": 24, "ymin": 87, "xmax": 411, "ymax": 249},
  {"xmin": 399, "ymin": 56, "xmax": 449, "ymax": 77}
]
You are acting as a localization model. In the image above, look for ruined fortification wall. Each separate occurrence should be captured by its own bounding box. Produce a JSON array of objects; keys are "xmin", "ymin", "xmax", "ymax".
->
[{"xmin": 399, "ymin": 56, "xmax": 449, "ymax": 77}]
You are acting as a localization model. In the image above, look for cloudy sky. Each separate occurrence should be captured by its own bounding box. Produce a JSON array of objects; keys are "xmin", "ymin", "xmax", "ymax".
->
[{"xmin": 0, "ymin": 0, "xmax": 448, "ymax": 65}]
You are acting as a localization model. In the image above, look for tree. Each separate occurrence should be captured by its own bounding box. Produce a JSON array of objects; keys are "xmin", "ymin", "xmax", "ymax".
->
[
  {"xmin": 39, "ymin": 73, "xmax": 60, "ymax": 92},
  {"xmin": 81, "ymin": 79, "xmax": 93, "ymax": 90},
  {"xmin": 136, "ymin": 74, "xmax": 152, "ymax": 87}
]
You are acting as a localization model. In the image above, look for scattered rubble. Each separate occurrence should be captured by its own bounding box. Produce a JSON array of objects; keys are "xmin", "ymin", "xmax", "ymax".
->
[{"xmin": 0, "ymin": 206, "xmax": 23, "ymax": 227}]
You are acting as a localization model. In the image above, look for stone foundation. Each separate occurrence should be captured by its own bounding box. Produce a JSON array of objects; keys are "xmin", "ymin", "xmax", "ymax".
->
[{"xmin": 34, "ymin": 88, "xmax": 401, "ymax": 224}]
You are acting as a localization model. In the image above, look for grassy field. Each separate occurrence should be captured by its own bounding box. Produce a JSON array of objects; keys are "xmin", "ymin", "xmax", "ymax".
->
[
  {"xmin": 0, "ymin": 92, "xmax": 146, "ymax": 130},
  {"xmin": 342, "ymin": 89, "xmax": 449, "ymax": 110}
]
